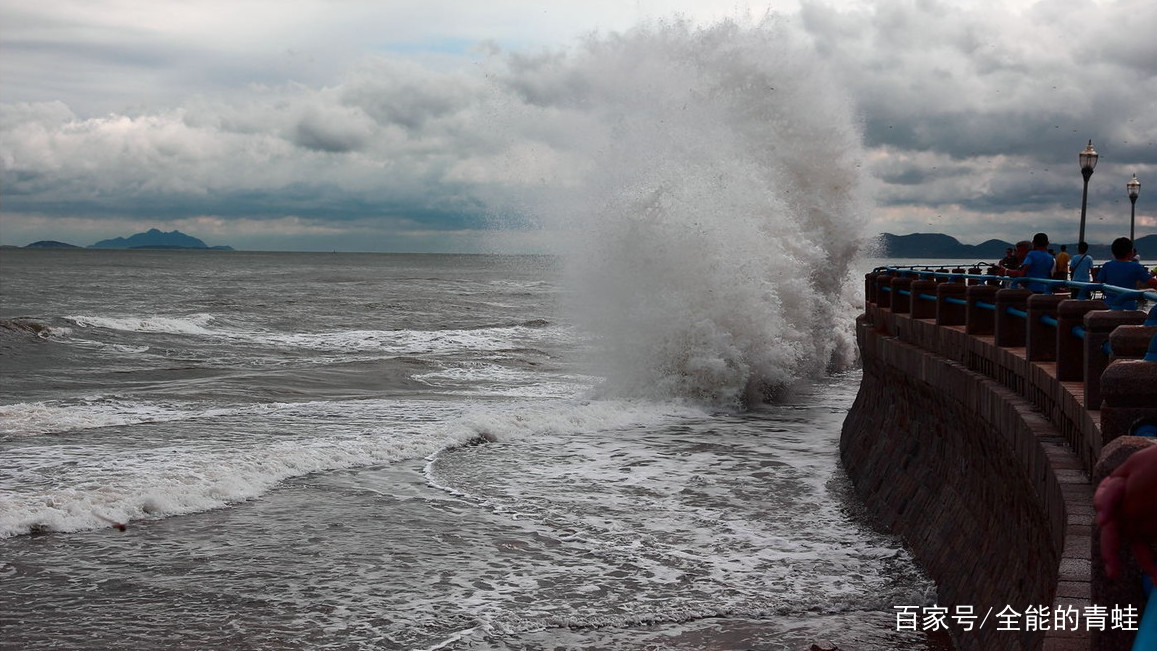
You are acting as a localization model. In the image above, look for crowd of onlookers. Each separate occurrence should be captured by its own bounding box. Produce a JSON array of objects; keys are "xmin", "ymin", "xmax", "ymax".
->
[
  {"xmin": 996, "ymin": 233, "xmax": 1157, "ymax": 309},
  {"xmin": 994, "ymin": 233, "xmax": 1157, "ymax": 587}
]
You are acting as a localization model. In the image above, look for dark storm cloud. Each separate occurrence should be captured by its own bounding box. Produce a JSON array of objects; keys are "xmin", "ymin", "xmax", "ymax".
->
[
  {"xmin": 1, "ymin": 0, "xmax": 1154, "ymax": 250},
  {"xmin": 797, "ymin": 0, "xmax": 1156, "ymax": 243}
]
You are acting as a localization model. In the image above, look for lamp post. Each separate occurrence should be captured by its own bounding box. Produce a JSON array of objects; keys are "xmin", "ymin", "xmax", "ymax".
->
[
  {"xmin": 1127, "ymin": 173, "xmax": 1140, "ymax": 244},
  {"xmin": 1078, "ymin": 140, "xmax": 1098, "ymax": 245}
]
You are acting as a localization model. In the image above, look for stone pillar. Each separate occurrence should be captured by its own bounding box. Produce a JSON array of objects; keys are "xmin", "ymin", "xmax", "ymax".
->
[
  {"xmin": 936, "ymin": 283, "xmax": 967, "ymax": 326},
  {"xmin": 1084, "ymin": 310, "xmax": 1148, "ymax": 411},
  {"xmin": 1109, "ymin": 325, "xmax": 1157, "ymax": 361},
  {"xmin": 1099, "ymin": 337, "xmax": 1157, "ymax": 442},
  {"xmin": 891, "ymin": 277, "xmax": 914, "ymax": 314},
  {"xmin": 910, "ymin": 279, "xmax": 939, "ymax": 319},
  {"xmin": 995, "ymin": 289, "xmax": 1033, "ymax": 347},
  {"xmin": 967, "ymin": 266, "xmax": 981, "ymax": 286},
  {"xmin": 1026, "ymin": 294, "xmax": 1066, "ymax": 361},
  {"xmin": 965, "ymin": 285, "xmax": 999, "ymax": 335},
  {"xmin": 985, "ymin": 265, "xmax": 1003, "ymax": 286},
  {"xmin": 875, "ymin": 274, "xmax": 894, "ymax": 309},
  {"xmin": 1056, "ymin": 299, "xmax": 1108, "ymax": 381},
  {"xmin": 865, "ymin": 272, "xmax": 878, "ymax": 307},
  {"xmin": 1091, "ymin": 437, "xmax": 1155, "ymax": 651}
]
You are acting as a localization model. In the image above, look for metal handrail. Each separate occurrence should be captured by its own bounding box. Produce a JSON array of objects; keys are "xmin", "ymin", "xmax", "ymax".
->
[{"xmin": 872, "ymin": 266, "xmax": 1157, "ymax": 306}]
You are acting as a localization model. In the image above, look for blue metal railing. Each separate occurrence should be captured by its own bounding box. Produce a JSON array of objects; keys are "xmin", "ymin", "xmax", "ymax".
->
[
  {"xmin": 872, "ymin": 265, "xmax": 1157, "ymax": 309},
  {"xmin": 873, "ymin": 266, "xmax": 1157, "ymax": 352}
]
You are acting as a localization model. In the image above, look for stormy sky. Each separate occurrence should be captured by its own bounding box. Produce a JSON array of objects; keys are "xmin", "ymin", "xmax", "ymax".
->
[{"xmin": 1, "ymin": 0, "xmax": 1154, "ymax": 252}]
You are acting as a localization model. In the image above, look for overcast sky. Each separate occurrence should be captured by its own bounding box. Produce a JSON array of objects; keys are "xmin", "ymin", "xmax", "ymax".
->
[{"xmin": 1, "ymin": 0, "xmax": 1154, "ymax": 252}]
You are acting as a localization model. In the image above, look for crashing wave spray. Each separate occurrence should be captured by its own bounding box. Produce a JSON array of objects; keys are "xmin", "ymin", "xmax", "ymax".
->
[{"xmin": 491, "ymin": 17, "xmax": 870, "ymax": 406}]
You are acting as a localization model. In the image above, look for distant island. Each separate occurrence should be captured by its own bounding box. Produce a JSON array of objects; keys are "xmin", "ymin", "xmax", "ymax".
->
[
  {"xmin": 22, "ymin": 240, "xmax": 83, "ymax": 249},
  {"xmin": 18, "ymin": 229, "xmax": 233, "ymax": 251},
  {"xmin": 11, "ymin": 230, "xmax": 1154, "ymax": 259},
  {"xmin": 874, "ymin": 232, "xmax": 1157, "ymax": 262}
]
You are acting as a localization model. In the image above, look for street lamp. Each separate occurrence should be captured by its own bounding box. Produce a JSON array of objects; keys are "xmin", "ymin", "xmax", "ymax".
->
[
  {"xmin": 1078, "ymin": 140, "xmax": 1098, "ymax": 246},
  {"xmin": 1127, "ymin": 173, "xmax": 1140, "ymax": 243}
]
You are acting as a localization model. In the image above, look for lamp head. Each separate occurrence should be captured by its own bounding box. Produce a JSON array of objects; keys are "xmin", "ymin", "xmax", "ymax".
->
[{"xmin": 1079, "ymin": 139, "xmax": 1099, "ymax": 174}]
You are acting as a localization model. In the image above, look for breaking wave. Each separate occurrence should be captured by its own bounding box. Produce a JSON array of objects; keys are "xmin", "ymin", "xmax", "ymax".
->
[{"xmin": 490, "ymin": 18, "xmax": 870, "ymax": 406}]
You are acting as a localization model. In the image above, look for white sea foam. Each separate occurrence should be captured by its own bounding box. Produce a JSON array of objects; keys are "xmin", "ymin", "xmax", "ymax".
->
[
  {"xmin": 0, "ymin": 399, "xmax": 200, "ymax": 436},
  {"xmin": 443, "ymin": 397, "xmax": 709, "ymax": 445},
  {"xmin": 67, "ymin": 313, "xmax": 219, "ymax": 335},
  {"xmin": 487, "ymin": 18, "xmax": 870, "ymax": 406},
  {"xmin": 63, "ymin": 312, "xmax": 572, "ymax": 358}
]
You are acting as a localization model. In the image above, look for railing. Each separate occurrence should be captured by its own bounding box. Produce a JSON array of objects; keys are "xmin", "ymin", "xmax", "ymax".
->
[
  {"xmin": 872, "ymin": 264, "xmax": 1157, "ymax": 308},
  {"xmin": 872, "ymin": 265, "xmax": 1157, "ymax": 372}
]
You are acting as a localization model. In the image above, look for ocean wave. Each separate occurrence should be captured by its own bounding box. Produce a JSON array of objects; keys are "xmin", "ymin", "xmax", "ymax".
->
[
  {"xmin": 0, "ymin": 397, "xmax": 703, "ymax": 539},
  {"xmin": 0, "ymin": 399, "xmax": 200, "ymax": 437},
  {"xmin": 67, "ymin": 313, "xmax": 220, "ymax": 335},
  {"xmin": 60, "ymin": 312, "xmax": 573, "ymax": 357},
  {"xmin": 495, "ymin": 18, "xmax": 869, "ymax": 406}
]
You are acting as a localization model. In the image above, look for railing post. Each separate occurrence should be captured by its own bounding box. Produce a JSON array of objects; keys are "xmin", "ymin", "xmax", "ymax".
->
[
  {"xmin": 1056, "ymin": 299, "xmax": 1107, "ymax": 381},
  {"xmin": 965, "ymin": 285, "xmax": 999, "ymax": 335},
  {"xmin": 1084, "ymin": 310, "xmax": 1148, "ymax": 411},
  {"xmin": 910, "ymin": 279, "xmax": 938, "ymax": 319},
  {"xmin": 875, "ymin": 274, "xmax": 894, "ymax": 309},
  {"xmin": 865, "ymin": 272, "xmax": 878, "ymax": 308},
  {"xmin": 891, "ymin": 277, "xmax": 914, "ymax": 314},
  {"xmin": 966, "ymin": 266, "xmax": 981, "ymax": 286},
  {"xmin": 995, "ymin": 288, "xmax": 1033, "ymax": 347},
  {"xmin": 1108, "ymin": 325, "xmax": 1157, "ymax": 361},
  {"xmin": 1026, "ymin": 294, "xmax": 1066, "ymax": 361},
  {"xmin": 1100, "ymin": 331, "xmax": 1157, "ymax": 443},
  {"xmin": 936, "ymin": 283, "xmax": 967, "ymax": 326},
  {"xmin": 985, "ymin": 265, "xmax": 1002, "ymax": 286}
]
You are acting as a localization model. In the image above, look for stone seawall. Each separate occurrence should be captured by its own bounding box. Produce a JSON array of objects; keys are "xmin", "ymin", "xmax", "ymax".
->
[{"xmin": 843, "ymin": 309, "xmax": 1094, "ymax": 651}]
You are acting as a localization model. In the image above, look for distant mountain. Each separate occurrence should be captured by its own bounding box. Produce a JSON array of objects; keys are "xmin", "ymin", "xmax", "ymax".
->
[
  {"xmin": 874, "ymin": 232, "xmax": 1157, "ymax": 262},
  {"xmin": 874, "ymin": 233, "xmax": 1012, "ymax": 260},
  {"xmin": 88, "ymin": 229, "xmax": 233, "ymax": 250},
  {"xmin": 24, "ymin": 240, "xmax": 82, "ymax": 249}
]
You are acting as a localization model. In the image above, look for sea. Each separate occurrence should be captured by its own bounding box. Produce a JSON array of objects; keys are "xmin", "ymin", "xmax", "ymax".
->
[{"xmin": 0, "ymin": 249, "xmax": 948, "ymax": 650}]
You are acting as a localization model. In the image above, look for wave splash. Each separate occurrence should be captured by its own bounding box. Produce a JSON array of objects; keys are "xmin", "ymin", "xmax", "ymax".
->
[{"xmin": 492, "ymin": 18, "xmax": 870, "ymax": 406}]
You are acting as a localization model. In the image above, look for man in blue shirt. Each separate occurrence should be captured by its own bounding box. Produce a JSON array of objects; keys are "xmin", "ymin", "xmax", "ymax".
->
[
  {"xmin": 1069, "ymin": 241, "xmax": 1095, "ymax": 299},
  {"xmin": 1097, "ymin": 237, "xmax": 1157, "ymax": 310},
  {"xmin": 1009, "ymin": 232, "xmax": 1056, "ymax": 293}
]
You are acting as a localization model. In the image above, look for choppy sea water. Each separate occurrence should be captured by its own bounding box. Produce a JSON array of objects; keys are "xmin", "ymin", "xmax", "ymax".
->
[{"xmin": 1, "ymin": 250, "xmax": 943, "ymax": 650}]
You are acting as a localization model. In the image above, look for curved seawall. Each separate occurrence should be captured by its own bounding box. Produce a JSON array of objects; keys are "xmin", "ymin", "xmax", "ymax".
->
[
  {"xmin": 842, "ymin": 311, "xmax": 1089, "ymax": 650},
  {"xmin": 836, "ymin": 264, "xmax": 1157, "ymax": 651}
]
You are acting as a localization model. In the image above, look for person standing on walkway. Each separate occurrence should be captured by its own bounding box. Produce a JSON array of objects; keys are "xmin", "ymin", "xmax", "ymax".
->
[
  {"xmin": 1054, "ymin": 244, "xmax": 1070, "ymax": 280},
  {"xmin": 1070, "ymin": 241, "xmax": 1094, "ymax": 299},
  {"xmin": 1097, "ymin": 237, "xmax": 1157, "ymax": 310},
  {"xmin": 1008, "ymin": 232, "xmax": 1055, "ymax": 293}
]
